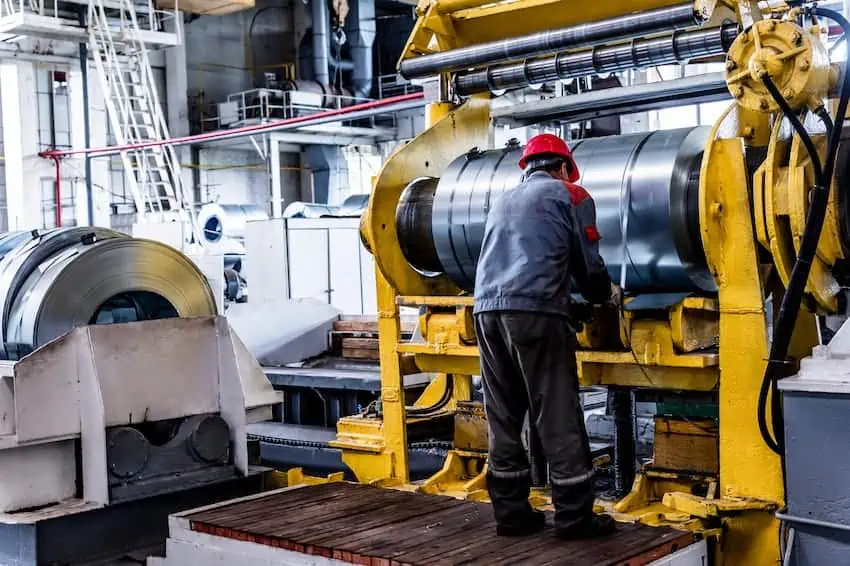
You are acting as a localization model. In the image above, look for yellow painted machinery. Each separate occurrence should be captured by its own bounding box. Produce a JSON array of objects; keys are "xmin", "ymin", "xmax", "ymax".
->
[{"xmin": 325, "ymin": 1, "xmax": 850, "ymax": 564}]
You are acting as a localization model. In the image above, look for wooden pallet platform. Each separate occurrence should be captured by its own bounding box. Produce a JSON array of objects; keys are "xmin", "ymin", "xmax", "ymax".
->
[{"xmin": 183, "ymin": 482, "xmax": 696, "ymax": 566}]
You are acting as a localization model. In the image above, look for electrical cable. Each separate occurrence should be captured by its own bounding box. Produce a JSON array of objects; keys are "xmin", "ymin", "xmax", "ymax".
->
[{"xmin": 755, "ymin": 6, "xmax": 850, "ymax": 455}]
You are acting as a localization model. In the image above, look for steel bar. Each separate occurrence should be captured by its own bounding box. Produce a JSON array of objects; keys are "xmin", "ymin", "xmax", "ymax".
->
[
  {"xmin": 455, "ymin": 23, "xmax": 738, "ymax": 95},
  {"xmin": 491, "ymin": 72, "xmax": 729, "ymax": 127},
  {"xmin": 398, "ymin": 3, "xmax": 702, "ymax": 79}
]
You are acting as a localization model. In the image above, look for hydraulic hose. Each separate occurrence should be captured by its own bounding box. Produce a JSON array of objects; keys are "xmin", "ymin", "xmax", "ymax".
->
[
  {"xmin": 407, "ymin": 374, "xmax": 454, "ymax": 416},
  {"xmin": 756, "ymin": 7, "xmax": 850, "ymax": 455}
]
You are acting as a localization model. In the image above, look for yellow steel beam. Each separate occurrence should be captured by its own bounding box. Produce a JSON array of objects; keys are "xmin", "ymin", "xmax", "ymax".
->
[
  {"xmin": 578, "ymin": 359, "xmax": 719, "ymax": 391},
  {"xmin": 365, "ymin": 99, "xmax": 490, "ymax": 297},
  {"xmin": 403, "ymin": 0, "xmax": 700, "ymax": 59},
  {"xmin": 699, "ymin": 104, "xmax": 782, "ymax": 565}
]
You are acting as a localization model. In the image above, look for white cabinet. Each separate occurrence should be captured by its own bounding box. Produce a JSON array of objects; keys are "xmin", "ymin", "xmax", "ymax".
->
[
  {"xmin": 287, "ymin": 227, "xmax": 331, "ymax": 304},
  {"xmin": 247, "ymin": 218, "xmax": 377, "ymax": 314}
]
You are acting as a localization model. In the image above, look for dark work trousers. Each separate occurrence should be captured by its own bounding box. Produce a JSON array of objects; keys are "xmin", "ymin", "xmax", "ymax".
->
[{"xmin": 475, "ymin": 311, "xmax": 595, "ymax": 531}]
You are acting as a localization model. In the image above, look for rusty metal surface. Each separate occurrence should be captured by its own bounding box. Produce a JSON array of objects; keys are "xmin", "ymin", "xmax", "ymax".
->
[{"xmin": 186, "ymin": 483, "xmax": 695, "ymax": 565}]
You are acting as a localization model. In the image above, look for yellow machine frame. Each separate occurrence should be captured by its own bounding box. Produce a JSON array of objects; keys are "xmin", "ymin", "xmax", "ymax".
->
[{"xmin": 320, "ymin": 2, "xmax": 847, "ymax": 565}]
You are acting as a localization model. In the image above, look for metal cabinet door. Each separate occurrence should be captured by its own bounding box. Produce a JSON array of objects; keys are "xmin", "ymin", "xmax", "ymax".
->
[
  {"xmin": 328, "ymin": 227, "xmax": 364, "ymax": 314},
  {"xmin": 287, "ymin": 228, "xmax": 331, "ymax": 303}
]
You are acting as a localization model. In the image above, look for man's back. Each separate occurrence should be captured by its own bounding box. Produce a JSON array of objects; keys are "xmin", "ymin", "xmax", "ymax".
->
[{"xmin": 473, "ymin": 170, "xmax": 610, "ymax": 316}]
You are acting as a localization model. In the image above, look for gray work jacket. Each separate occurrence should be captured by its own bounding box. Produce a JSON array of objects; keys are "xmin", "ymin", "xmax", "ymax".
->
[{"xmin": 473, "ymin": 170, "xmax": 612, "ymax": 317}]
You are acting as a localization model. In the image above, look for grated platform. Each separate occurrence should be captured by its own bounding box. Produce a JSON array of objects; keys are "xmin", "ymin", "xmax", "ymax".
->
[{"xmin": 177, "ymin": 482, "xmax": 697, "ymax": 565}]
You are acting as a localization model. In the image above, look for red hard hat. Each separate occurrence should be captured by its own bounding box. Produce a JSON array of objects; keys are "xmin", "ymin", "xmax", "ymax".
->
[{"xmin": 519, "ymin": 134, "xmax": 580, "ymax": 182}]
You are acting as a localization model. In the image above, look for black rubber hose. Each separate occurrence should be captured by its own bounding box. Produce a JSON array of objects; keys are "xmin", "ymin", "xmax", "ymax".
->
[
  {"xmin": 757, "ymin": 76, "xmax": 825, "ymax": 454},
  {"xmin": 407, "ymin": 374, "xmax": 454, "ymax": 416},
  {"xmin": 756, "ymin": 7, "xmax": 850, "ymax": 455}
]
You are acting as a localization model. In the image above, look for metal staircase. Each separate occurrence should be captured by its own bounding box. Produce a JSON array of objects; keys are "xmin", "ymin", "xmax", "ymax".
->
[{"xmin": 87, "ymin": 0, "xmax": 199, "ymax": 241}]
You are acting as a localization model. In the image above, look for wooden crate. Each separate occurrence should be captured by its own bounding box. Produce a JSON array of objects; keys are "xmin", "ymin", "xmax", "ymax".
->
[{"xmin": 653, "ymin": 417, "xmax": 718, "ymax": 475}]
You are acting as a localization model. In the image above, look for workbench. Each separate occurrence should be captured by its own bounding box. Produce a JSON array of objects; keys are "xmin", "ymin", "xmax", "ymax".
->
[{"xmin": 151, "ymin": 482, "xmax": 707, "ymax": 565}]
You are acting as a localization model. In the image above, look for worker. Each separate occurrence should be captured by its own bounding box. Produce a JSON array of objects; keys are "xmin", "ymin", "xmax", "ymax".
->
[{"xmin": 473, "ymin": 133, "xmax": 618, "ymax": 540}]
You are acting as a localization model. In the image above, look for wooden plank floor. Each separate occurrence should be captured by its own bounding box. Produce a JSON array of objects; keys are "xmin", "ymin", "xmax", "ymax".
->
[{"xmin": 185, "ymin": 483, "xmax": 695, "ymax": 566}]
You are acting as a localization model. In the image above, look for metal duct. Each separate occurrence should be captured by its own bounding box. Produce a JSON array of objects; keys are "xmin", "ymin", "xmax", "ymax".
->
[
  {"xmin": 398, "ymin": 127, "xmax": 714, "ymax": 294},
  {"xmin": 3, "ymin": 236, "xmax": 216, "ymax": 360},
  {"xmin": 455, "ymin": 23, "xmax": 739, "ymax": 95},
  {"xmin": 398, "ymin": 3, "xmax": 703, "ymax": 79},
  {"xmin": 311, "ymin": 0, "xmax": 331, "ymax": 85},
  {"xmin": 306, "ymin": 145, "xmax": 349, "ymax": 204},
  {"xmin": 345, "ymin": 0, "xmax": 376, "ymax": 99}
]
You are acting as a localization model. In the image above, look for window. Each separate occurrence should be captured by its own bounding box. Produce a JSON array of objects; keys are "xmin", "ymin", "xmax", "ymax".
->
[{"xmin": 36, "ymin": 69, "xmax": 71, "ymax": 152}]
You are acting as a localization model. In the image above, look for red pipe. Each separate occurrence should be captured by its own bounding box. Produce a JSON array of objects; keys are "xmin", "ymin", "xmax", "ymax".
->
[
  {"xmin": 38, "ymin": 92, "xmax": 425, "ymax": 159},
  {"xmin": 51, "ymin": 157, "xmax": 61, "ymax": 227}
]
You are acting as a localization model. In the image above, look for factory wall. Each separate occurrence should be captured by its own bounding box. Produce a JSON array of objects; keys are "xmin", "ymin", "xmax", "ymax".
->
[
  {"xmin": 195, "ymin": 147, "xmax": 301, "ymax": 211},
  {"xmin": 184, "ymin": 0, "xmax": 298, "ymax": 132}
]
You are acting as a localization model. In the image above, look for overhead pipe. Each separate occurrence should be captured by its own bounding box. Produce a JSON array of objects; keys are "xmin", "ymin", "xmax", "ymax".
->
[
  {"xmin": 38, "ymin": 92, "xmax": 425, "ymax": 159},
  {"xmin": 398, "ymin": 2, "xmax": 705, "ymax": 79},
  {"xmin": 311, "ymin": 0, "xmax": 331, "ymax": 85},
  {"xmin": 455, "ymin": 23, "xmax": 739, "ymax": 95}
]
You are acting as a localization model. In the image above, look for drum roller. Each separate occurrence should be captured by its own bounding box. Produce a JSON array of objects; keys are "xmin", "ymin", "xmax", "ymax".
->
[{"xmin": 396, "ymin": 127, "xmax": 715, "ymax": 294}]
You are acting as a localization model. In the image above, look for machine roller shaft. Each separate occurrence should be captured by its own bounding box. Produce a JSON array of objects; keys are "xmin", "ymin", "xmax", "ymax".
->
[
  {"xmin": 396, "ymin": 127, "xmax": 715, "ymax": 295},
  {"xmin": 398, "ymin": 3, "xmax": 702, "ymax": 79},
  {"xmin": 454, "ymin": 24, "xmax": 739, "ymax": 95}
]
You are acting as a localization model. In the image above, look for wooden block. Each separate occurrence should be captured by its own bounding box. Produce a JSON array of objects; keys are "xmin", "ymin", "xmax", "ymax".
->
[
  {"xmin": 334, "ymin": 316, "xmax": 416, "ymax": 333},
  {"xmin": 653, "ymin": 417, "xmax": 718, "ymax": 474},
  {"xmin": 341, "ymin": 338, "xmax": 379, "ymax": 350},
  {"xmin": 333, "ymin": 320, "xmax": 379, "ymax": 333},
  {"xmin": 342, "ymin": 348, "xmax": 380, "ymax": 361}
]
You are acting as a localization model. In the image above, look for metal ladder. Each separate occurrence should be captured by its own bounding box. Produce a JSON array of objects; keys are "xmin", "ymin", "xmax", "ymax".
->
[{"xmin": 88, "ymin": 0, "xmax": 199, "ymax": 241}]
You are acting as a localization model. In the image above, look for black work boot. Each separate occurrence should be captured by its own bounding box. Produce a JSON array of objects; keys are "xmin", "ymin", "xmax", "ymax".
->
[
  {"xmin": 551, "ymin": 479, "xmax": 614, "ymax": 539},
  {"xmin": 486, "ymin": 472, "xmax": 546, "ymax": 537},
  {"xmin": 555, "ymin": 513, "xmax": 616, "ymax": 540}
]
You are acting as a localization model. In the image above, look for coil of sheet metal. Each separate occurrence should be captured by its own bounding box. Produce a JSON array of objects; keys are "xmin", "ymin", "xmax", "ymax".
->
[
  {"xmin": 397, "ymin": 127, "xmax": 714, "ymax": 294},
  {"xmin": 198, "ymin": 203, "xmax": 269, "ymax": 245},
  {"xmin": 0, "ymin": 227, "xmax": 216, "ymax": 360}
]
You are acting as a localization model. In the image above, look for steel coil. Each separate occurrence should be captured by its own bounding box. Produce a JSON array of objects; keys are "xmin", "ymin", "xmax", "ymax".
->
[
  {"xmin": 198, "ymin": 203, "xmax": 269, "ymax": 245},
  {"xmin": 0, "ymin": 227, "xmax": 129, "ymax": 358},
  {"xmin": 0, "ymin": 229, "xmax": 216, "ymax": 360},
  {"xmin": 398, "ymin": 127, "xmax": 714, "ymax": 294}
]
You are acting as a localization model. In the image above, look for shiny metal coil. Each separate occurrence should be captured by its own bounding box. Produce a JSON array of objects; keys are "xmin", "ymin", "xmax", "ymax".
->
[
  {"xmin": 398, "ymin": 127, "xmax": 714, "ymax": 294},
  {"xmin": 0, "ymin": 228, "xmax": 216, "ymax": 360},
  {"xmin": 399, "ymin": 3, "xmax": 701, "ymax": 79},
  {"xmin": 454, "ymin": 24, "xmax": 739, "ymax": 95},
  {"xmin": 198, "ymin": 203, "xmax": 269, "ymax": 244}
]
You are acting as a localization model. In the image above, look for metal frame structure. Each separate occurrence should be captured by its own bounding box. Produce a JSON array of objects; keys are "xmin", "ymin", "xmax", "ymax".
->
[{"xmin": 316, "ymin": 1, "xmax": 850, "ymax": 565}]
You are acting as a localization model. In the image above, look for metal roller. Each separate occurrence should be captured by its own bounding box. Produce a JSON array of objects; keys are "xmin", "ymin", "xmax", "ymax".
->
[
  {"xmin": 398, "ymin": 3, "xmax": 703, "ymax": 79},
  {"xmin": 454, "ymin": 24, "xmax": 739, "ymax": 95},
  {"xmin": 396, "ymin": 177, "xmax": 443, "ymax": 275},
  {"xmin": 398, "ymin": 127, "xmax": 714, "ymax": 294},
  {"xmin": 3, "ymin": 236, "xmax": 217, "ymax": 359}
]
